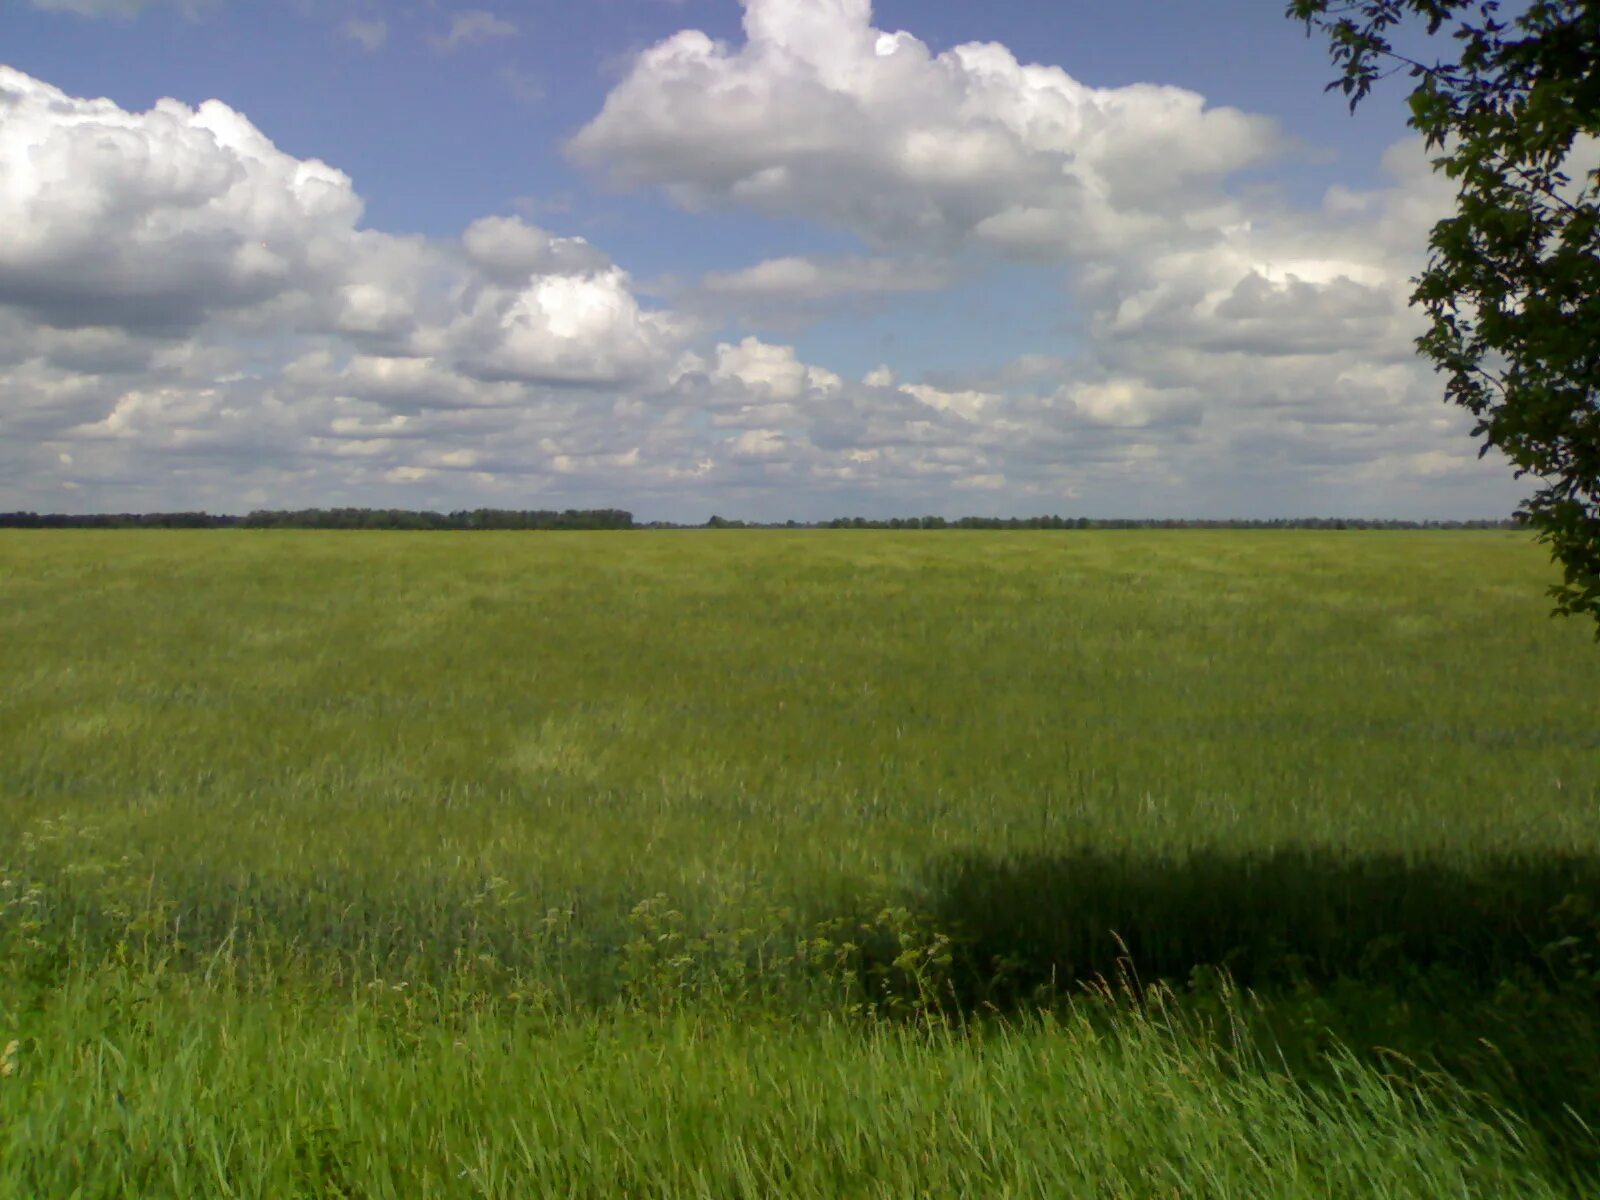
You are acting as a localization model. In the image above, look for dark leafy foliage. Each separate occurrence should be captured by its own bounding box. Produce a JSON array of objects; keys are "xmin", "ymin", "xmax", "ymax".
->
[{"xmin": 1290, "ymin": 0, "xmax": 1600, "ymax": 631}]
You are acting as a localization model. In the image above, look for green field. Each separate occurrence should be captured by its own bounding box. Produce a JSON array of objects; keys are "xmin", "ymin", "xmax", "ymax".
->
[{"xmin": 2, "ymin": 530, "xmax": 1598, "ymax": 1197}]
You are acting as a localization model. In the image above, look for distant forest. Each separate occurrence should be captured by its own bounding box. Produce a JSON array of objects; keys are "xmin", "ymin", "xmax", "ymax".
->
[
  {"xmin": 0, "ymin": 509, "xmax": 636, "ymax": 531},
  {"xmin": 0, "ymin": 509, "xmax": 1522, "ymax": 531}
]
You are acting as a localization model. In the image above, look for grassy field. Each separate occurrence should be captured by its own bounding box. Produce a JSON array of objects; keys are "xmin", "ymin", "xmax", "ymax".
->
[{"xmin": 2, "ymin": 530, "xmax": 1598, "ymax": 1196}]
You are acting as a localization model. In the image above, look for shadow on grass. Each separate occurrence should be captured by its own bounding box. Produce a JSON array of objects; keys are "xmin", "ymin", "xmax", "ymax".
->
[
  {"xmin": 922, "ymin": 847, "xmax": 1600, "ymax": 991},
  {"xmin": 920, "ymin": 848, "xmax": 1600, "ymax": 1185}
]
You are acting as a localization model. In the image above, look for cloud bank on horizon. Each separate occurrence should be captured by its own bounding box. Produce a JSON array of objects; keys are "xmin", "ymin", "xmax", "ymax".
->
[{"xmin": 0, "ymin": 0, "xmax": 1518, "ymax": 519}]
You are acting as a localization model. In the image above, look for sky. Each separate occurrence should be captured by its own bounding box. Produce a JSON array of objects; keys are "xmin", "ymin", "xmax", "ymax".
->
[{"xmin": 0, "ymin": 0, "xmax": 1526, "ymax": 521}]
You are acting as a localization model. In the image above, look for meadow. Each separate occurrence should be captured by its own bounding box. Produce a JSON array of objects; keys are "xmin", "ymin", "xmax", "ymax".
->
[{"xmin": 1, "ymin": 529, "xmax": 1597, "ymax": 1197}]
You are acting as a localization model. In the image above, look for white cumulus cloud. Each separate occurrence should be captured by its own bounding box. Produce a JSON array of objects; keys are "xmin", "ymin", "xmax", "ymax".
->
[
  {"xmin": 570, "ymin": 0, "xmax": 1283, "ymax": 259},
  {"xmin": 0, "ymin": 67, "xmax": 364, "ymax": 331}
]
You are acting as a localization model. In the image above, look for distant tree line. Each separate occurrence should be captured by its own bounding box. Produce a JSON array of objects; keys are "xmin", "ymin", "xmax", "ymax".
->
[
  {"xmin": 240, "ymin": 508, "xmax": 636, "ymax": 530},
  {"xmin": 0, "ymin": 512, "xmax": 227, "ymax": 530},
  {"xmin": 0, "ymin": 508, "xmax": 636, "ymax": 530},
  {"xmin": 699, "ymin": 515, "xmax": 1523, "ymax": 531},
  {"xmin": 0, "ymin": 509, "xmax": 1521, "ymax": 532},
  {"xmin": 824, "ymin": 516, "xmax": 1524, "ymax": 530}
]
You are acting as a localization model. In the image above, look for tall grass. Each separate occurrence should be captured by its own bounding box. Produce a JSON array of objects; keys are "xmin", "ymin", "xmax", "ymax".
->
[
  {"xmin": 2, "ymin": 975, "xmax": 1574, "ymax": 1199},
  {"xmin": 1, "ymin": 530, "xmax": 1597, "ymax": 1195}
]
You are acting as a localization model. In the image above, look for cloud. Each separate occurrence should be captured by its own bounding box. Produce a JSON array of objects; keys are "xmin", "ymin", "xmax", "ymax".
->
[
  {"xmin": 687, "ymin": 253, "xmax": 952, "ymax": 329},
  {"xmin": 0, "ymin": 67, "xmax": 365, "ymax": 331},
  {"xmin": 570, "ymin": 0, "xmax": 1283, "ymax": 260},
  {"xmin": 462, "ymin": 216, "xmax": 609, "ymax": 282},
  {"xmin": 29, "ymin": 0, "xmax": 145, "ymax": 13},
  {"xmin": 0, "ymin": 68, "xmax": 669, "ymax": 381},
  {"xmin": 429, "ymin": 9, "xmax": 518, "ymax": 52},
  {"xmin": 701, "ymin": 255, "xmax": 948, "ymax": 302},
  {"xmin": 28, "ymin": 0, "xmax": 206, "ymax": 16},
  {"xmin": 340, "ymin": 18, "xmax": 388, "ymax": 52},
  {"xmin": 444, "ymin": 268, "xmax": 685, "ymax": 387},
  {"xmin": 710, "ymin": 336, "xmax": 841, "ymax": 406}
]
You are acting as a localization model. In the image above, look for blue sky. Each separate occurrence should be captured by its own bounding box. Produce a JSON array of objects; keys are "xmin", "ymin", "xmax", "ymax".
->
[{"xmin": 0, "ymin": 0, "xmax": 1524, "ymax": 520}]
